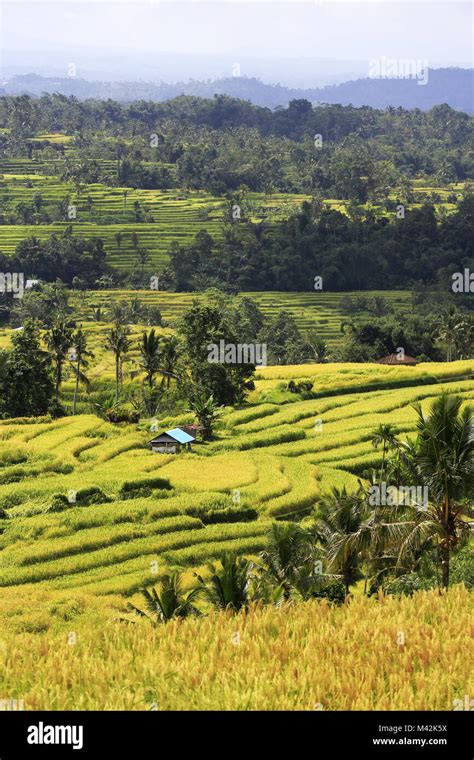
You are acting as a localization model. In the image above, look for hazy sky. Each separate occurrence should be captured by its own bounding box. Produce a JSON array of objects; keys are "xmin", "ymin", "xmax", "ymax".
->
[
  {"xmin": 2, "ymin": 1, "xmax": 472, "ymax": 58},
  {"xmin": 1, "ymin": 1, "xmax": 472, "ymax": 84}
]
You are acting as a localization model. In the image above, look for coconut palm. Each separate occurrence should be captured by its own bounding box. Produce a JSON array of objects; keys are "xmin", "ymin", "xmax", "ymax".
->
[
  {"xmin": 160, "ymin": 335, "xmax": 181, "ymax": 388},
  {"xmin": 371, "ymin": 423, "xmax": 398, "ymax": 481},
  {"xmin": 106, "ymin": 322, "xmax": 130, "ymax": 402},
  {"xmin": 107, "ymin": 301, "xmax": 126, "ymax": 323},
  {"xmin": 435, "ymin": 305, "xmax": 463, "ymax": 362},
  {"xmin": 316, "ymin": 487, "xmax": 368, "ymax": 598},
  {"xmin": 44, "ymin": 318, "xmax": 74, "ymax": 399},
  {"xmin": 397, "ymin": 394, "xmax": 473, "ymax": 589},
  {"xmin": 194, "ymin": 553, "xmax": 253, "ymax": 611},
  {"xmin": 70, "ymin": 326, "xmax": 94, "ymax": 415},
  {"xmin": 126, "ymin": 573, "xmax": 201, "ymax": 624},
  {"xmin": 254, "ymin": 522, "xmax": 313, "ymax": 601},
  {"xmin": 454, "ymin": 312, "xmax": 473, "ymax": 360},
  {"xmin": 138, "ymin": 329, "xmax": 161, "ymax": 388}
]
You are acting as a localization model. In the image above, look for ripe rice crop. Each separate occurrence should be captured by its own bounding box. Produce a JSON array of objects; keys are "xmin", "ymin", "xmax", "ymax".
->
[{"xmin": 0, "ymin": 586, "xmax": 470, "ymax": 710}]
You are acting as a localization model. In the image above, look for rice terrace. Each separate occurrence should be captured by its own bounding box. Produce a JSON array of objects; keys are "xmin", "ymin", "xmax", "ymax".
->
[{"xmin": 0, "ymin": 0, "xmax": 473, "ymax": 730}]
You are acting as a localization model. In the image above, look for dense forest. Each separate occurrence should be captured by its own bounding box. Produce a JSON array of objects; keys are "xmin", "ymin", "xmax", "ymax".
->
[
  {"xmin": 1, "ymin": 94, "xmax": 473, "ymax": 196},
  {"xmin": 0, "ymin": 93, "xmax": 473, "ymax": 298},
  {"xmin": 164, "ymin": 196, "xmax": 474, "ymax": 292}
]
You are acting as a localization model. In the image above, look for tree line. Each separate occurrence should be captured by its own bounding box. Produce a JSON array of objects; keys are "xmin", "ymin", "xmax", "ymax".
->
[{"xmin": 1, "ymin": 95, "xmax": 472, "ymax": 195}]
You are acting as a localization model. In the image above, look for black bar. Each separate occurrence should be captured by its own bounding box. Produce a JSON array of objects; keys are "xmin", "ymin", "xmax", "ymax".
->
[{"xmin": 0, "ymin": 711, "xmax": 471, "ymax": 758}]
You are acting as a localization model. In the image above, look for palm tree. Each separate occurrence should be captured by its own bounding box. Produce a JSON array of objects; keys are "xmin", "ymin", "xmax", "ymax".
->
[
  {"xmin": 435, "ymin": 305, "xmax": 463, "ymax": 362},
  {"xmin": 128, "ymin": 297, "xmax": 144, "ymax": 323},
  {"xmin": 316, "ymin": 487, "xmax": 368, "ymax": 598},
  {"xmin": 194, "ymin": 553, "xmax": 252, "ymax": 611},
  {"xmin": 160, "ymin": 335, "xmax": 181, "ymax": 388},
  {"xmin": 126, "ymin": 573, "xmax": 201, "ymax": 624},
  {"xmin": 106, "ymin": 322, "xmax": 130, "ymax": 403},
  {"xmin": 371, "ymin": 423, "xmax": 398, "ymax": 481},
  {"xmin": 44, "ymin": 319, "xmax": 74, "ymax": 399},
  {"xmin": 397, "ymin": 394, "xmax": 473, "ymax": 589},
  {"xmin": 136, "ymin": 247, "xmax": 150, "ymax": 277},
  {"xmin": 107, "ymin": 301, "xmax": 126, "ymax": 323},
  {"xmin": 70, "ymin": 327, "xmax": 94, "ymax": 415},
  {"xmin": 454, "ymin": 312, "xmax": 473, "ymax": 360},
  {"xmin": 254, "ymin": 522, "xmax": 312, "ymax": 600},
  {"xmin": 138, "ymin": 329, "xmax": 161, "ymax": 388}
]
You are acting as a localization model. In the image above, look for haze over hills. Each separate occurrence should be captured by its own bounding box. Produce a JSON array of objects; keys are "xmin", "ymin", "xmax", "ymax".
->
[{"xmin": 2, "ymin": 68, "xmax": 472, "ymax": 113}]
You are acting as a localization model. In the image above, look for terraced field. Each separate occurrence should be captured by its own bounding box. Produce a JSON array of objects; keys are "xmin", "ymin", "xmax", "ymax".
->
[
  {"xmin": 69, "ymin": 288, "xmax": 412, "ymax": 345},
  {"xmin": 0, "ymin": 360, "xmax": 472, "ymax": 616},
  {"xmin": 0, "ymin": 169, "xmax": 311, "ymax": 270},
  {"xmin": 0, "ymin": 147, "xmax": 465, "ymax": 273}
]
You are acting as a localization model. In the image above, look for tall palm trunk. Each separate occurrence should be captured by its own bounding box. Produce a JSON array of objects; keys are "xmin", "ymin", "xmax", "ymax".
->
[
  {"xmin": 72, "ymin": 357, "xmax": 80, "ymax": 415},
  {"xmin": 440, "ymin": 543, "xmax": 450, "ymax": 590},
  {"xmin": 441, "ymin": 492, "xmax": 450, "ymax": 590},
  {"xmin": 55, "ymin": 360, "xmax": 62, "ymax": 400},
  {"xmin": 115, "ymin": 355, "xmax": 120, "ymax": 403}
]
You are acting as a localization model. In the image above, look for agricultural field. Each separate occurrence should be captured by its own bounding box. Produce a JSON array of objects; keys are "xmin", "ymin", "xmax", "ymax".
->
[
  {"xmin": 67, "ymin": 288, "xmax": 412, "ymax": 345},
  {"xmin": 0, "ymin": 142, "xmax": 466, "ymax": 273},
  {"xmin": 0, "ymin": 360, "xmax": 472, "ymax": 710},
  {"xmin": 0, "ymin": 586, "xmax": 471, "ymax": 710},
  {"xmin": 0, "ymin": 103, "xmax": 472, "ymax": 719},
  {"xmin": 0, "ymin": 360, "xmax": 472, "ymax": 610},
  {"xmin": 0, "ymin": 165, "xmax": 312, "ymax": 270}
]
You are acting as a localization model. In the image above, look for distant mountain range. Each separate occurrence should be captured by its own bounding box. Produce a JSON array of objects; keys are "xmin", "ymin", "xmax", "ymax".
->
[{"xmin": 2, "ymin": 68, "xmax": 473, "ymax": 113}]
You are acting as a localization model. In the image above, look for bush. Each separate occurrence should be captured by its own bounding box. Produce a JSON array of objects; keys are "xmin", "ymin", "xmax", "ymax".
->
[
  {"xmin": 106, "ymin": 408, "xmax": 140, "ymax": 424},
  {"xmin": 190, "ymin": 506, "xmax": 258, "ymax": 524},
  {"xmin": 49, "ymin": 487, "xmax": 111, "ymax": 512},
  {"xmin": 385, "ymin": 573, "xmax": 435, "ymax": 596},
  {"xmin": 310, "ymin": 578, "xmax": 346, "ymax": 604},
  {"xmin": 450, "ymin": 547, "xmax": 474, "ymax": 589},
  {"xmin": 288, "ymin": 380, "xmax": 314, "ymax": 394},
  {"xmin": 48, "ymin": 399, "xmax": 67, "ymax": 419},
  {"xmin": 385, "ymin": 547, "xmax": 474, "ymax": 596},
  {"xmin": 118, "ymin": 478, "xmax": 172, "ymax": 500}
]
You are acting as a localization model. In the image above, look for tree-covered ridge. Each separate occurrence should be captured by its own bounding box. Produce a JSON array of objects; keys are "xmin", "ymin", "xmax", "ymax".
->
[
  {"xmin": 3, "ymin": 67, "xmax": 473, "ymax": 112},
  {"xmin": 1, "ymin": 95, "xmax": 473, "ymax": 196}
]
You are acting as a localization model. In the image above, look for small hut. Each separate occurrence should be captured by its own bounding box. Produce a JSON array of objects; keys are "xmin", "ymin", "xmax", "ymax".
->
[
  {"xmin": 377, "ymin": 354, "xmax": 418, "ymax": 366},
  {"xmin": 180, "ymin": 424, "xmax": 205, "ymax": 439},
  {"xmin": 149, "ymin": 428, "xmax": 195, "ymax": 454}
]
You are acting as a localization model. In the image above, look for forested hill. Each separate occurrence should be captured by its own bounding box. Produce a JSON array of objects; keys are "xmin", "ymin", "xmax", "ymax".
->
[{"xmin": 3, "ymin": 67, "xmax": 473, "ymax": 113}]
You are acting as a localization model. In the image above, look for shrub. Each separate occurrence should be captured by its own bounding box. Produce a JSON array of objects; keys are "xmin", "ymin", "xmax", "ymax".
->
[
  {"xmin": 118, "ymin": 477, "xmax": 172, "ymax": 500},
  {"xmin": 288, "ymin": 380, "xmax": 314, "ymax": 394},
  {"xmin": 49, "ymin": 487, "xmax": 111, "ymax": 512},
  {"xmin": 310, "ymin": 578, "xmax": 346, "ymax": 604},
  {"xmin": 385, "ymin": 547, "xmax": 474, "ymax": 596},
  {"xmin": 106, "ymin": 408, "xmax": 140, "ymax": 424},
  {"xmin": 385, "ymin": 573, "xmax": 435, "ymax": 596},
  {"xmin": 198, "ymin": 506, "xmax": 257, "ymax": 524}
]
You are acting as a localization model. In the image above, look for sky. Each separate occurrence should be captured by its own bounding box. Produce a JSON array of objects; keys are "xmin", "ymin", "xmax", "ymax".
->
[{"xmin": 1, "ymin": 1, "xmax": 472, "ymax": 84}]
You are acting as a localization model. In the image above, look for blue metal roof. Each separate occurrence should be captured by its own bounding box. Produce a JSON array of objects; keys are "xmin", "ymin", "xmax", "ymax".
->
[{"xmin": 166, "ymin": 428, "xmax": 195, "ymax": 444}]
